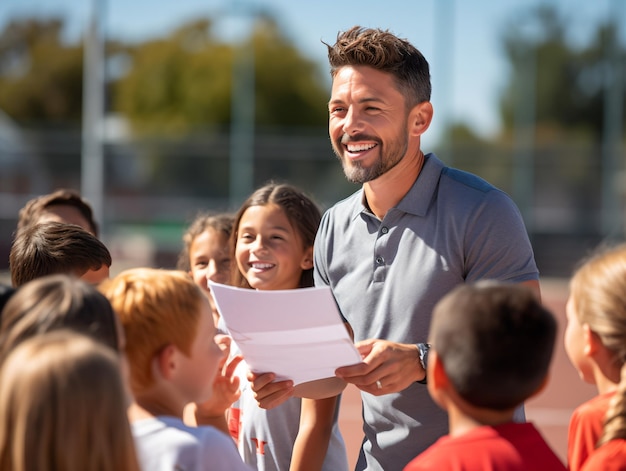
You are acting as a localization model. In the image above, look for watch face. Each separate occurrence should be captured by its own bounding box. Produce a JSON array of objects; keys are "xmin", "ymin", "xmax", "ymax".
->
[
  {"xmin": 418, "ymin": 343, "xmax": 430, "ymax": 366},
  {"xmin": 416, "ymin": 343, "xmax": 429, "ymax": 384}
]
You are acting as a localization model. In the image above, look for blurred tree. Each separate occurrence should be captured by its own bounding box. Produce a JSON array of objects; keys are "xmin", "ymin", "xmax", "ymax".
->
[
  {"xmin": 499, "ymin": 5, "xmax": 626, "ymax": 141},
  {"xmin": 112, "ymin": 19, "xmax": 232, "ymax": 134},
  {"xmin": 113, "ymin": 15, "xmax": 328, "ymax": 134},
  {"xmin": 251, "ymin": 16, "xmax": 328, "ymax": 128},
  {"xmin": 0, "ymin": 18, "xmax": 83, "ymax": 124}
]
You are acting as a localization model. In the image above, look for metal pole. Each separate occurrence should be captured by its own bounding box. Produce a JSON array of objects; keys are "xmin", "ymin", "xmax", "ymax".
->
[
  {"xmin": 600, "ymin": 0, "xmax": 624, "ymax": 237},
  {"xmin": 81, "ymin": 0, "xmax": 105, "ymax": 231},
  {"xmin": 512, "ymin": 42, "xmax": 536, "ymax": 232},
  {"xmin": 229, "ymin": 37, "xmax": 255, "ymax": 207},
  {"xmin": 434, "ymin": 0, "xmax": 455, "ymax": 162},
  {"xmin": 228, "ymin": 0, "xmax": 256, "ymax": 207}
]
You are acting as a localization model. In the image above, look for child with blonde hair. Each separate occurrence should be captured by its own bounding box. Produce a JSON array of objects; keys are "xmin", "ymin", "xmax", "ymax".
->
[
  {"xmin": 0, "ymin": 330, "xmax": 140, "ymax": 471},
  {"xmin": 565, "ymin": 243, "xmax": 626, "ymax": 471},
  {"xmin": 100, "ymin": 268, "xmax": 251, "ymax": 471}
]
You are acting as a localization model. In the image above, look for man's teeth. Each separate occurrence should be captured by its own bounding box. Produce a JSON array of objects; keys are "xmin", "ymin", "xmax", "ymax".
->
[{"xmin": 347, "ymin": 143, "xmax": 376, "ymax": 152}]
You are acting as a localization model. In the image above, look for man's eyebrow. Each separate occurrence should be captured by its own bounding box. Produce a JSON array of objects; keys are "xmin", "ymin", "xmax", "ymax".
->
[{"xmin": 329, "ymin": 97, "xmax": 385, "ymax": 106}]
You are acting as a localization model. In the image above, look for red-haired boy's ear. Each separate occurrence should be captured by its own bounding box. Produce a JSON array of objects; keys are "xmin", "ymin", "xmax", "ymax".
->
[{"xmin": 155, "ymin": 344, "xmax": 178, "ymax": 380}]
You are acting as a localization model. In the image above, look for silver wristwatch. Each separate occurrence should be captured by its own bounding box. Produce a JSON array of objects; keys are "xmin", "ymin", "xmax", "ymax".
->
[{"xmin": 416, "ymin": 343, "xmax": 430, "ymax": 384}]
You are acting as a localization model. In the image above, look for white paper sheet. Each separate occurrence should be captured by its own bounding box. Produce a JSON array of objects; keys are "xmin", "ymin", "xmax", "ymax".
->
[{"xmin": 209, "ymin": 281, "xmax": 362, "ymax": 385}]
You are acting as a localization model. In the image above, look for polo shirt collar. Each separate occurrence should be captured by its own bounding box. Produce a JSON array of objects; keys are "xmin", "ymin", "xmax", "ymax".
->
[{"xmin": 351, "ymin": 153, "xmax": 444, "ymax": 220}]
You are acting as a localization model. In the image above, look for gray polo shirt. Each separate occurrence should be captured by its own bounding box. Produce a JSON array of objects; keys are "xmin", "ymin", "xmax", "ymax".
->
[{"xmin": 314, "ymin": 153, "xmax": 538, "ymax": 471}]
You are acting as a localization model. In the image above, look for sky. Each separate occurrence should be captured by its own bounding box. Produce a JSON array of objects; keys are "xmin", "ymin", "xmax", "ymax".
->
[{"xmin": 0, "ymin": 0, "xmax": 623, "ymax": 145}]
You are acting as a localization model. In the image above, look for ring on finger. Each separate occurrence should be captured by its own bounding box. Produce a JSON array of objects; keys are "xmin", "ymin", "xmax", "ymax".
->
[{"xmin": 376, "ymin": 380, "xmax": 383, "ymax": 390}]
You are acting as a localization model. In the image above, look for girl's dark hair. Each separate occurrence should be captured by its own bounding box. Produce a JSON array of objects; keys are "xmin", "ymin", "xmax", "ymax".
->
[
  {"xmin": 230, "ymin": 183, "xmax": 321, "ymax": 289},
  {"xmin": 177, "ymin": 213, "xmax": 234, "ymax": 271}
]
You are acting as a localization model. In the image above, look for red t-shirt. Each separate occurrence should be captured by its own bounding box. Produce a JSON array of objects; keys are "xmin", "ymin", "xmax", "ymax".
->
[
  {"xmin": 581, "ymin": 438, "xmax": 626, "ymax": 471},
  {"xmin": 403, "ymin": 422, "xmax": 566, "ymax": 471},
  {"xmin": 568, "ymin": 392, "xmax": 615, "ymax": 471}
]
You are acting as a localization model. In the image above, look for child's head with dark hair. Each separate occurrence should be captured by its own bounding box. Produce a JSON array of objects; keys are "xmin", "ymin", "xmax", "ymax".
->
[
  {"xmin": 429, "ymin": 281, "xmax": 556, "ymax": 411},
  {"xmin": 0, "ymin": 274, "xmax": 120, "ymax": 360},
  {"xmin": 17, "ymin": 188, "xmax": 99, "ymax": 237},
  {"xmin": 177, "ymin": 213, "xmax": 234, "ymax": 273},
  {"xmin": 9, "ymin": 221, "xmax": 111, "ymax": 287},
  {"xmin": 230, "ymin": 183, "xmax": 321, "ymax": 290},
  {"xmin": 177, "ymin": 213, "xmax": 234, "ymax": 326}
]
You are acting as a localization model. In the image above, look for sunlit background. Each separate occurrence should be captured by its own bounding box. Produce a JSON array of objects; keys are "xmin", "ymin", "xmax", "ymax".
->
[{"xmin": 0, "ymin": 0, "xmax": 625, "ymax": 276}]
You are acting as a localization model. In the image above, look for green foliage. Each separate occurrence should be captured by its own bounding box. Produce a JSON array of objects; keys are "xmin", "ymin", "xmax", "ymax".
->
[
  {"xmin": 0, "ymin": 15, "xmax": 329, "ymax": 133},
  {"xmin": 113, "ymin": 19, "xmax": 234, "ymax": 134},
  {"xmin": 0, "ymin": 18, "xmax": 83, "ymax": 123},
  {"xmin": 113, "ymin": 16, "xmax": 329, "ymax": 134},
  {"xmin": 251, "ymin": 18, "xmax": 328, "ymax": 127},
  {"xmin": 499, "ymin": 5, "xmax": 626, "ymax": 140}
]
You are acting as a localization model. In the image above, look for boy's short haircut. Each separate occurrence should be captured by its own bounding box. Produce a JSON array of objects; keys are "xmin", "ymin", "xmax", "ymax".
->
[
  {"xmin": 99, "ymin": 268, "xmax": 204, "ymax": 392},
  {"xmin": 17, "ymin": 188, "xmax": 99, "ymax": 237},
  {"xmin": 9, "ymin": 221, "xmax": 112, "ymax": 287},
  {"xmin": 430, "ymin": 281, "xmax": 556, "ymax": 410}
]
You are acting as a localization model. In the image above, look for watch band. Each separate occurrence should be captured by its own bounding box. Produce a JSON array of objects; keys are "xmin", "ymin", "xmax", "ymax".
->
[{"xmin": 416, "ymin": 343, "xmax": 430, "ymax": 384}]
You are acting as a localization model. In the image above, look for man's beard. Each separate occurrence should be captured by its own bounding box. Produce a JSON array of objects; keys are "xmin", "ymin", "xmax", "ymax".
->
[{"xmin": 332, "ymin": 129, "xmax": 409, "ymax": 184}]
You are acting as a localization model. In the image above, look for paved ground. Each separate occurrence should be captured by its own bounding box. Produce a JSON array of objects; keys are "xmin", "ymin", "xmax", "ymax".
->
[{"xmin": 337, "ymin": 278, "xmax": 594, "ymax": 469}]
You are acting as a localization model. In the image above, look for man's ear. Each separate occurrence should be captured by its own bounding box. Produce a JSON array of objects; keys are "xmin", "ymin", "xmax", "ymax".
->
[
  {"xmin": 408, "ymin": 101, "xmax": 433, "ymax": 137},
  {"xmin": 300, "ymin": 246, "xmax": 314, "ymax": 270},
  {"xmin": 155, "ymin": 344, "xmax": 178, "ymax": 380}
]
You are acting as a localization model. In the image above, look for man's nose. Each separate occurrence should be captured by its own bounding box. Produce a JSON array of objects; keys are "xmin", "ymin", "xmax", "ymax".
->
[{"xmin": 343, "ymin": 107, "xmax": 363, "ymax": 135}]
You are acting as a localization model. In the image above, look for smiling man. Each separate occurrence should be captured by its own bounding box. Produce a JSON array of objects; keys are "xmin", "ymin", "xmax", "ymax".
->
[
  {"xmin": 249, "ymin": 26, "xmax": 540, "ymax": 471},
  {"xmin": 317, "ymin": 27, "xmax": 540, "ymax": 471}
]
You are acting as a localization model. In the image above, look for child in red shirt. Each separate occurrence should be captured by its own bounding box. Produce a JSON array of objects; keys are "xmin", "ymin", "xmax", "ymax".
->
[
  {"xmin": 565, "ymin": 244, "xmax": 626, "ymax": 471},
  {"xmin": 404, "ymin": 282, "xmax": 566, "ymax": 471}
]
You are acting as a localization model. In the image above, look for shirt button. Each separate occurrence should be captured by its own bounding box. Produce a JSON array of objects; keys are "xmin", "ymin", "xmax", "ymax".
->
[
  {"xmin": 381, "ymin": 226, "xmax": 389, "ymax": 234},
  {"xmin": 376, "ymin": 256, "xmax": 384, "ymax": 265}
]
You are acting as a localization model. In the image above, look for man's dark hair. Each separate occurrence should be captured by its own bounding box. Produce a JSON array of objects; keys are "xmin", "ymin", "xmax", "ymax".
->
[
  {"xmin": 325, "ymin": 26, "xmax": 431, "ymax": 107},
  {"xmin": 430, "ymin": 281, "xmax": 556, "ymax": 410}
]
